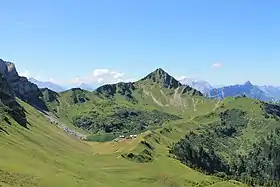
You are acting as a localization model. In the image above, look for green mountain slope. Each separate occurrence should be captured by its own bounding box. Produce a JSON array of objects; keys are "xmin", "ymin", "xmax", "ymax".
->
[
  {"xmin": 0, "ymin": 99, "xmax": 246, "ymax": 187},
  {"xmin": 170, "ymin": 97, "xmax": 280, "ymax": 186},
  {"xmin": 42, "ymin": 68, "xmax": 280, "ymax": 186},
  {"xmin": 44, "ymin": 68, "xmax": 216, "ymax": 139},
  {"xmin": 4, "ymin": 66, "xmax": 276, "ymax": 186}
]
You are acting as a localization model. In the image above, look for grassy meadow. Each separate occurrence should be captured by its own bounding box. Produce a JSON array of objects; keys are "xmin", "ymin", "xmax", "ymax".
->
[{"xmin": 0, "ymin": 100, "xmax": 247, "ymax": 187}]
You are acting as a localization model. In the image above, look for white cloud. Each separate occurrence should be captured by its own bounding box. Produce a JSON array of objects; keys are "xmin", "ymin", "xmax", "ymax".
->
[
  {"xmin": 212, "ymin": 63, "xmax": 223, "ymax": 69},
  {"xmin": 113, "ymin": 72, "xmax": 124, "ymax": 79},
  {"xmin": 71, "ymin": 68, "xmax": 130, "ymax": 85},
  {"xmin": 93, "ymin": 69, "xmax": 110, "ymax": 77},
  {"xmin": 18, "ymin": 70, "xmax": 30, "ymax": 78},
  {"xmin": 97, "ymin": 77, "xmax": 104, "ymax": 83},
  {"xmin": 18, "ymin": 68, "xmax": 133, "ymax": 87}
]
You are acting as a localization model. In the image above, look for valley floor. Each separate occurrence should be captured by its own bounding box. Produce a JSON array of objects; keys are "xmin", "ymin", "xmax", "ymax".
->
[{"xmin": 0, "ymin": 102, "xmax": 247, "ymax": 187}]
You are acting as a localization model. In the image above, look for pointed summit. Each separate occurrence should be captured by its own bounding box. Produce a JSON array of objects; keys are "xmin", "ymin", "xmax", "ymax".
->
[
  {"xmin": 154, "ymin": 68, "xmax": 166, "ymax": 74},
  {"xmin": 244, "ymin": 81, "xmax": 253, "ymax": 86},
  {"xmin": 140, "ymin": 68, "xmax": 182, "ymax": 89}
]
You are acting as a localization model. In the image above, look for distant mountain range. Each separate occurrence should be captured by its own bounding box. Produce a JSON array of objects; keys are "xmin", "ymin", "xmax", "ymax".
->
[
  {"xmin": 29, "ymin": 76, "xmax": 280, "ymax": 103},
  {"xmin": 208, "ymin": 81, "xmax": 276, "ymax": 102},
  {"xmin": 179, "ymin": 78, "xmax": 280, "ymax": 102},
  {"xmin": 77, "ymin": 83, "xmax": 94, "ymax": 91},
  {"xmin": 257, "ymin": 85, "xmax": 280, "ymax": 101},
  {"xmin": 179, "ymin": 78, "xmax": 213, "ymax": 94},
  {"xmin": 29, "ymin": 78, "xmax": 66, "ymax": 92},
  {"xmin": 29, "ymin": 78, "xmax": 96, "ymax": 92}
]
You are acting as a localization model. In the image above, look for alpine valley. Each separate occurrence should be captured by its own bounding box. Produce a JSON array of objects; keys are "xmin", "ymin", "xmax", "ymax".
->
[{"xmin": 2, "ymin": 59, "xmax": 280, "ymax": 187}]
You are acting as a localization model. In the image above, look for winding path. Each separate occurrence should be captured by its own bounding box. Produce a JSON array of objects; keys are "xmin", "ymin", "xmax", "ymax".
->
[{"xmin": 40, "ymin": 110, "xmax": 87, "ymax": 140}]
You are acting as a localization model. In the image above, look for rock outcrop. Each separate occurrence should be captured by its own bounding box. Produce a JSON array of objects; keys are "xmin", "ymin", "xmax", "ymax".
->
[
  {"xmin": 0, "ymin": 73, "xmax": 27, "ymax": 127},
  {"xmin": 0, "ymin": 59, "xmax": 47, "ymax": 110},
  {"xmin": 140, "ymin": 68, "xmax": 182, "ymax": 89}
]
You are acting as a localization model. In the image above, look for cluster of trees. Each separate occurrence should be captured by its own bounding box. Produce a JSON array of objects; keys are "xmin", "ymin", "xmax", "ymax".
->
[
  {"xmin": 73, "ymin": 107, "xmax": 181, "ymax": 134},
  {"xmin": 262, "ymin": 102, "xmax": 280, "ymax": 119},
  {"xmin": 170, "ymin": 108, "xmax": 280, "ymax": 186},
  {"xmin": 96, "ymin": 82, "xmax": 137, "ymax": 103},
  {"xmin": 231, "ymin": 128, "xmax": 280, "ymax": 186},
  {"xmin": 41, "ymin": 88, "xmax": 59, "ymax": 103},
  {"xmin": 65, "ymin": 88, "xmax": 90, "ymax": 104}
]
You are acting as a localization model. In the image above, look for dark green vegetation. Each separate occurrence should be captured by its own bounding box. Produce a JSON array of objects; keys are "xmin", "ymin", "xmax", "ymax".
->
[
  {"xmin": 72, "ymin": 107, "xmax": 180, "ymax": 134},
  {"xmin": 170, "ymin": 97, "xmax": 280, "ymax": 186},
  {"xmin": 41, "ymin": 88, "xmax": 60, "ymax": 103}
]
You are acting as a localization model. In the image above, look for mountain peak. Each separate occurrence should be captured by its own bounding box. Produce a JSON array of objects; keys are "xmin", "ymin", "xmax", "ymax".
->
[
  {"xmin": 140, "ymin": 68, "xmax": 182, "ymax": 89},
  {"xmin": 154, "ymin": 68, "xmax": 165, "ymax": 74},
  {"xmin": 28, "ymin": 77, "xmax": 65, "ymax": 92},
  {"xmin": 179, "ymin": 77, "xmax": 213, "ymax": 94},
  {"xmin": 244, "ymin": 81, "xmax": 253, "ymax": 86}
]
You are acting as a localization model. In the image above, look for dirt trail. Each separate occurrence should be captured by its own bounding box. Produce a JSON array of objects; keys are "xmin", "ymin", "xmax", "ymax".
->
[{"xmin": 40, "ymin": 110, "xmax": 87, "ymax": 140}]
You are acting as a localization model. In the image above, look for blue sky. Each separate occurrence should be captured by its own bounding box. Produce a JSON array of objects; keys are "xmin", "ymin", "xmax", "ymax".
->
[{"xmin": 1, "ymin": 0, "xmax": 280, "ymax": 87}]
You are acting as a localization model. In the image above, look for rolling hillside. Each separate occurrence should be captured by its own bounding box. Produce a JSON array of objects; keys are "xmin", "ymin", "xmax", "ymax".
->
[
  {"xmin": 170, "ymin": 97, "xmax": 280, "ymax": 186},
  {"xmin": 43, "ymin": 68, "xmax": 217, "ymax": 139},
  {"xmin": 3, "ymin": 63, "xmax": 280, "ymax": 186},
  {"xmin": 0, "ymin": 72, "xmax": 246, "ymax": 187}
]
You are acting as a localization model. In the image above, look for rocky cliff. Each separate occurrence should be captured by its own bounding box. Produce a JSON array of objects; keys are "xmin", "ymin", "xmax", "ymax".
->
[
  {"xmin": 0, "ymin": 73, "xmax": 27, "ymax": 128},
  {"xmin": 0, "ymin": 59, "xmax": 47, "ymax": 110}
]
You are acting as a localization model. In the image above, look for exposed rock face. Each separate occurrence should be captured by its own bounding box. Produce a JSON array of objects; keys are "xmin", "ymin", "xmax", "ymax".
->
[
  {"xmin": 0, "ymin": 59, "xmax": 47, "ymax": 110},
  {"xmin": 0, "ymin": 73, "xmax": 27, "ymax": 127},
  {"xmin": 141, "ymin": 68, "xmax": 182, "ymax": 89}
]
